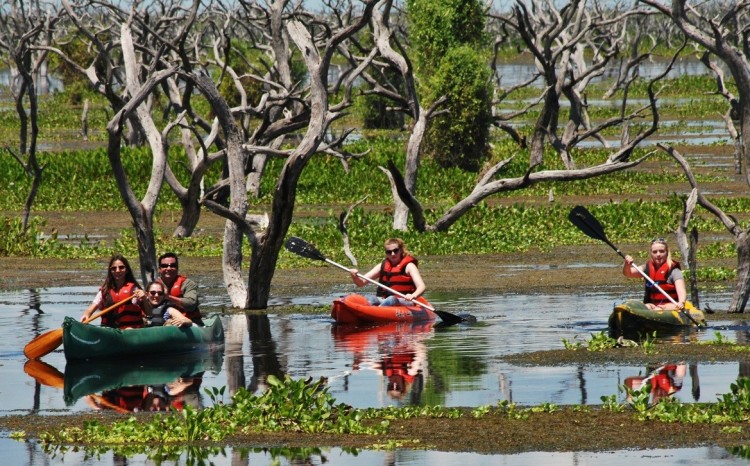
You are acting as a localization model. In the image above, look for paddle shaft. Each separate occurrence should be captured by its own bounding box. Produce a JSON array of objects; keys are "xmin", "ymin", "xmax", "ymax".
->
[
  {"xmin": 569, "ymin": 206, "xmax": 701, "ymax": 327},
  {"xmin": 84, "ymin": 296, "xmax": 134, "ymax": 323},
  {"xmin": 23, "ymin": 296, "xmax": 133, "ymax": 359},
  {"xmin": 322, "ymin": 256, "xmax": 436, "ymax": 312}
]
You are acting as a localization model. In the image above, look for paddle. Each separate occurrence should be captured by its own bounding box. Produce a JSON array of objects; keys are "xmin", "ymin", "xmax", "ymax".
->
[
  {"xmin": 24, "ymin": 359, "xmax": 65, "ymax": 389},
  {"xmin": 24, "ymin": 358, "xmax": 130, "ymax": 413},
  {"xmin": 285, "ymin": 236, "xmax": 464, "ymax": 325},
  {"xmin": 567, "ymin": 205, "xmax": 704, "ymax": 328},
  {"xmin": 23, "ymin": 296, "xmax": 133, "ymax": 360}
]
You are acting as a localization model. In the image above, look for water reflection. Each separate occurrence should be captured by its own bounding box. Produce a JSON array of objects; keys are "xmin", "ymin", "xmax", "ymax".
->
[
  {"xmin": 5, "ymin": 441, "xmax": 750, "ymax": 466},
  {"xmin": 332, "ymin": 322, "xmax": 433, "ymax": 405},
  {"xmin": 23, "ymin": 351, "xmax": 222, "ymax": 413},
  {"xmin": 5, "ymin": 287, "xmax": 750, "ymax": 416},
  {"xmin": 624, "ymin": 362, "xmax": 699, "ymax": 405}
]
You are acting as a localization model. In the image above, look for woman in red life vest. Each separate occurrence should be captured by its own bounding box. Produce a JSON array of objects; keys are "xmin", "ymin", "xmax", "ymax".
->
[
  {"xmin": 622, "ymin": 237, "xmax": 687, "ymax": 311},
  {"xmin": 349, "ymin": 238, "xmax": 426, "ymax": 306},
  {"xmin": 80, "ymin": 255, "xmax": 146, "ymax": 329}
]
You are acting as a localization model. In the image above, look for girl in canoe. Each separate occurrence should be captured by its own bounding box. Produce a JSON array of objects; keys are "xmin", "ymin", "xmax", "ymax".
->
[
  {"xmin": 622, "ymin": 237, "xmax": 687, "ymax": 311},
  {"xmin": 80, "ymin": 254, "xmax": 146, "ymax": 329},
  {"xmin": 143, "ymin": 279, "xmax": 194, "ymax": 327},
  {"xmin": 349, "ymin": 238, "xmax": 426, "ymax": 306}
]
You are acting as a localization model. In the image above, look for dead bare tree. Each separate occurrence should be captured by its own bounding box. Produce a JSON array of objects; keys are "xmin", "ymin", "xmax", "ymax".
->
[
  {"xmin": 493, "ymin": 0, "xmax": 657, "ymax": 169},
  {"xmin": 0, "ymin": 1, "xmax": 61, "ymax": 231},
  {"xmin": 378, "ymin": 1, "xmax": 669, "ymax": 233},
  {"xmin": 640, "ymin": 0, "xmax": 750, "ymax": 312}
]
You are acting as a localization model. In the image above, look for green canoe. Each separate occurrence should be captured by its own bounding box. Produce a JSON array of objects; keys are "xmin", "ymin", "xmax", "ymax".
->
[
  {"xmin": 63, "ymin": 350, "xmax": 223, "ymax": 404},
  {"xmin": 62, "ymin": 314, "xmax": 224, "ymax": 361},
  {"xmin": 608, "ymin": 299, "xmax": 707, "ymax": 338}
]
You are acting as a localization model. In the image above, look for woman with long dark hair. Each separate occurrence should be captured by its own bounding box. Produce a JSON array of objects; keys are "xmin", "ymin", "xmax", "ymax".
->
[{"xmin": 81, "ymin": 254, "xmax": 146, "ymax": 328}]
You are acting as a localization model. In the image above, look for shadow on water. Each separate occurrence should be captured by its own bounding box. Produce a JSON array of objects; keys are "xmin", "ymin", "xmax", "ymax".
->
[{"xmin": 5, "ymin": 286, "xmax": 750, "ymax": 464}]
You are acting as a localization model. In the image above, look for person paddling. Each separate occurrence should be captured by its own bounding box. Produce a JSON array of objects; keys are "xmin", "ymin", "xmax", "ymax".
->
[
  {"xmin": 81, "ymin": 254, "xmax": 146, "ymax": 329},
  {"xmin": 349, "ymin": 238, "xmax": 426, "ymax": 306},
  {"xmin": 623, "ymin": 237, "xmax": 687, "ymax": 311}
]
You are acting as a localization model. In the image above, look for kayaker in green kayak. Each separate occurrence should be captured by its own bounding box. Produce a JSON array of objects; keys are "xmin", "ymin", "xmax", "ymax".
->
[
  {"xmin": 349, "ymin": 238, "xmax": 426, "ymax": 306},
  {"xmin": 80, "ymin": 254, "xmax": 146, "ymax": 329},
  {"xmin": 157, "ymin": 252, "xmax": 204, "ymax": 326},
  {"xmin": 622, "ymin": 237, "xmax": 687, "ymax": 311}
]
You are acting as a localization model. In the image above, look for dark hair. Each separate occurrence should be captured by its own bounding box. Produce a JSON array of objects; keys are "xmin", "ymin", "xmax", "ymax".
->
[
  {"xmin": 158, "ymin": 252, "xmax": 179, "ymax": 269},
  {"xmin": 101, "ymin": 254, "xmax": 139, "ymax": 299},
  {"xmin": 146, "ymin": 279, "xmax": 167, "ymax": 293}
]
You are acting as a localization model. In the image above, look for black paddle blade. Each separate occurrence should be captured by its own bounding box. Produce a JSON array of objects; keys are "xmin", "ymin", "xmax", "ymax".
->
[
  {"xmin": 568, "ymin": 206, "xmax": 622, "ymax": 257},
  {"xmin": 435, "ymin": 310, "xmax": 464, "ymax": 326},
  {"xmin": 285, "ymin": 236, "xmax": 327, "ymax": 261},
  {"xmin": 568, "ymin": 206, "xmax": 607, "ymax": 242}
]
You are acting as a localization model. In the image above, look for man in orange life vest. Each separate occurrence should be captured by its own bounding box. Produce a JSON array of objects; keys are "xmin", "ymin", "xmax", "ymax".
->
[
  {"xmin": 156, "ymin": 252, "xmax": 204, "ymax": 326},
  {"xmin": 623, "ymin": 237, "xmax": 687, "ymax": 311},
  {"xmin": 349, "ymin": 238, "xmax": 426, "ymax": 306}
]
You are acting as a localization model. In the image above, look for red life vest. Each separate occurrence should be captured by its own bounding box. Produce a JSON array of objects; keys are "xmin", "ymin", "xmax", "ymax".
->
[
  {"xmin": 100, "ymin": 282, "xmax": 145, "ymax": 329},
  {"xmin": 101, "ymin": 386, "xmax": 146, "ymax": 412},
  {"xmin": 644, "ymin": 260, "xmax": 681, "ymax": 304},
  {"xmin": 167, "ymin": 275, "xmax": 202, "ymax": 323},
  {"xmin": 376, "ymin": 256, "xmax": 418, "ymax": 297}
]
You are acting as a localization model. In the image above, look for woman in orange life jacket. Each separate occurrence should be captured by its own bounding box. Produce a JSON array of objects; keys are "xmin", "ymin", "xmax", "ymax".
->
[
  {"xmin": 622, "ymin": 237, "xmax": 687, "ymax": 311},
  {"xmin": 349, "ymin": 238, "xmax": 426, "ymax": 307},
  {"xmin": 80, "ymin": 254, "xmax": 146, "ymax": 329}
]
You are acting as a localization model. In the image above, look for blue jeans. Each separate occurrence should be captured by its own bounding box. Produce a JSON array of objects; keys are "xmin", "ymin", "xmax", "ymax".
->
[{"xmin": 367, "ymin": 295, "xmax": 410, "ymax": 306}]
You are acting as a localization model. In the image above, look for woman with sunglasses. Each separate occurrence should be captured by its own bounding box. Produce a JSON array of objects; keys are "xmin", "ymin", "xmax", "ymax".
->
[
  {"xmin": 143, "ymin": 280, "xmax": 168, "ymax": 326},
  {"xmin": 622, "ymin": 238, "xmax": 687, "ymax": 311},
  {"xmin": 349, "ymin": 238, "xmax": 426, "ymax": 306},
  {"xmin": 80, "ymin": 254, "xmax": 146, "ymax": 328}
]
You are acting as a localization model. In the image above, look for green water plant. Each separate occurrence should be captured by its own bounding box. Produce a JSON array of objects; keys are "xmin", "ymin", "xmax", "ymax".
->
[{"xmin": 41, "ymin": 375, "xmax": 385, "ymax": 449}]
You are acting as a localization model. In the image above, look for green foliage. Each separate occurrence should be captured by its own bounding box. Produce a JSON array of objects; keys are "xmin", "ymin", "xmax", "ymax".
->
[
  {"xmin": 406, "ymin": 0, "xmax": 488, "ymax": 73},
  {"xmin": 641, "ymin": 332, "xmax": 657, "ymax": 355},
  {"xmin": 702, "ymin": 331, "xmax": 733, "ymax": 346},
  {"xmin": 407, "ymin": 0, "xmax": 492, "ymax": 172},
  {"xmin": 423, "ymin": 46, "xmax": 493, "ymax": 171},
  {"xmin": 562, "ymin": 332, "xmax": 617, "ymax": 352},
  {"xmin": 41, "ymin": 376, "xmax": 385, "ymax": 449},
  {"xmin": 600, "ymin": 394, "xmax": 626, "ymax": 413}
]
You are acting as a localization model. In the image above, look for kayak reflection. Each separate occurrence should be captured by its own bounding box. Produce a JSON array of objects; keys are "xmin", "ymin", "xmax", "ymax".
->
[
  {"xmin": 624, "ymin": 362, "xmax": 700, "ymax": 405},
  {"xmin": 332, "ymin": 322, "xmax": 434, "ymax": 405},
  {"xmin": 62, "ymin": 351, "xmax": 224, "ymax": 412}
]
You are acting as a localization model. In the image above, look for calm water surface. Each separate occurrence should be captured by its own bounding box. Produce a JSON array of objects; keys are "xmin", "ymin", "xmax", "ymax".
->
[{"xmin": 1, "ymin": 277, "xmax": 749, "ymax": 464}]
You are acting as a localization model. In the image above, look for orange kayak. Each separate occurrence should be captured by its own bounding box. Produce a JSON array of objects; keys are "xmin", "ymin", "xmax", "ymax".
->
[{"xmin": 331, "ymin": 293, "xmax": 437, "ymax": 324}]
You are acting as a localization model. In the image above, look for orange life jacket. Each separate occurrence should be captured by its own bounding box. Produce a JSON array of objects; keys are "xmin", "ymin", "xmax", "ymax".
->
[
  {"xmin": 102, "ymin": 386, "xmax": 146, "ymax": 412},
  {"xmin": 376, "ymin": 255, "xmax": 418, "ymax": 297},
  {"xmin": 100, "ymin": 282, "xmax": 145, "ymax": 329},
  {"xmin": 644, "ymin": 260, "xmax": 681, "ymax": 304},
  {"xmin": 167, "ymin": 275, "xmax": 202, "ymax": 323}
]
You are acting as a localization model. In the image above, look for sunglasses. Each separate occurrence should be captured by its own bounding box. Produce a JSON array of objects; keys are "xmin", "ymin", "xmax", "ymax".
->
[
  {"xmin": 385, "ymin": 248, "xmax": 400, "ymax": 255},
  {"xmin": 148, "ymin": 290, "xmax": 164, "ymax": 296},
  {"xmin": 651, "ymin": 237, "xmax": 667, "ymax": 244},
  {"xmin": 159, "ymin": 263, "xmax": 177, "ymax": 269},
  {"xmin": 110, "ymin": 265, "xmax": 127, "ymax": 271}
]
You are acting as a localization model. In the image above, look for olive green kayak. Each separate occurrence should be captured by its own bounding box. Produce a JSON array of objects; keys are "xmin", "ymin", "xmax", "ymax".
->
[
  {"xmin": 62, "ymin": 314, "xmax": 224, "ymax": 361},
  {"xmin": 63, "ymin": 350, "xmax": 223, "ymax": 404},
  {"xmin": 608, "ymin": 299, "xmax": 707, "ymax": 338}
]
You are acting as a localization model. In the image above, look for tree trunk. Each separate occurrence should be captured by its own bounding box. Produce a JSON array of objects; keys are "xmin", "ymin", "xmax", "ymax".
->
[{"xmin": 730, "ymin": 231, "xmax": 750, "ymax": 313}]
